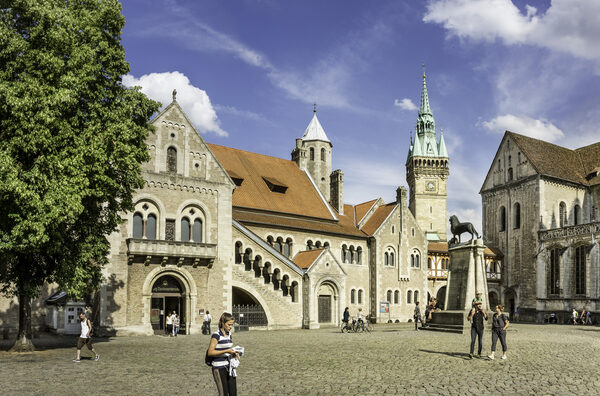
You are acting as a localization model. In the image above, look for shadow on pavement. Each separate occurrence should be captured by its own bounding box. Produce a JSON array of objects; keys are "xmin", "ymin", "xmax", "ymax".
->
[
  {"xmin": 0, "ymin": 333, "xmax": 111, "ymax": 352},
  {"xmin": 419, "ymin": 349, "xmax": 472, "ymax": 360}
]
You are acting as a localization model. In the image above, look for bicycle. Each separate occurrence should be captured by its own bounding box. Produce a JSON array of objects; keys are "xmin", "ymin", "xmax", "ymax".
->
[
  {"xmin": 363, "ymin": 318, "xmax": 373, "ymax": 333},
  {"xmin": 354, "ymin": 318, "xmax": 364, "ymax": 333},
  {"xmin": 340, "ymin": 319, "xmax": 352, "ymax": 333}
]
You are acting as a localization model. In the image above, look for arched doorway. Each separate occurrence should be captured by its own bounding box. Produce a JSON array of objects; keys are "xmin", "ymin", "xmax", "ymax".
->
[
  {"xmin": 151, "ymin": 275, "xmax": 186, "ymax": 334},
  {"xmin": 316, "ymin": 281, "xmax": 338, "ymax": 325},
  {"xmin": 232, "ymin": 287, "xmax": 268, "ymax": 330},
  {"xmin": 436, "ymin": 286, "xmax": 447, "ymax": 309},
  {"xmin": 505, "ymin": 289, "xmax": 517, "ymax": 321}
]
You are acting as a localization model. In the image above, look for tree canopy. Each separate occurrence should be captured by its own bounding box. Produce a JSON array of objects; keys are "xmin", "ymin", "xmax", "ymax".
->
[{"xmin": 0, "ymin": 0, "xmax": 159, "ymax": 313}]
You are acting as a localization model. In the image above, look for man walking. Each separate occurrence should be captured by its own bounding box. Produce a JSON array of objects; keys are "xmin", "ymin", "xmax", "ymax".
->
[
  {"xmin": 468, "ymin": 301, "xmax": 487, "ymax": 358},
  {"xmin": 73, "ymin": 312, "xmax": 99, "ymax": 362},
  {"xmin": 203, "ymin": 311, "xmax": 212, "ymax": 335},
  {"xmin": 414, "ymin": 302, "xmax": 426, "ymax": 330}
]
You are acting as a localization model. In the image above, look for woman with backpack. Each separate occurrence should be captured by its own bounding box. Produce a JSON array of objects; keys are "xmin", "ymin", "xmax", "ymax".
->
[
  {"xmin": 207, "ymin": 312, "xmax": 239, "ymax": 396},
  {"xmin": 488, "ymin": 304, "xmax": 510, "ymax": 360}
]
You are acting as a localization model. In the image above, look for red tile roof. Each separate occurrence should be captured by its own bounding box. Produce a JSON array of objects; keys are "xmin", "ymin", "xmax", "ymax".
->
[
  {"xmin": 355, "ymin": 199, "xmax": 378, "ymax": 224},
  {"xmin": 293, "ymin": 249, "xmax": 324, "ymax": 269},
  {"xmin": 208, "ymin": 144, "xmax": 335, "ymax": 220},
  {"xmin": 361, "ymin": 203, "xmax": 396, "ymax": 236}
]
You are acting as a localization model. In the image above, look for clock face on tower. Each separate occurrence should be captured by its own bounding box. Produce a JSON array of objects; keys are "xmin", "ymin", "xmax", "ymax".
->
[{"xmin": 427, "ymin": 181, "xmax": 435, "ymax": 191}]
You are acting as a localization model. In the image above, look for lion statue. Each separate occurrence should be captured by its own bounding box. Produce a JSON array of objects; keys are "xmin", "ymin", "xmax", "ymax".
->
[{"xmin": 449, "ymin": 215, "xmax": 479, "ymax": 243}]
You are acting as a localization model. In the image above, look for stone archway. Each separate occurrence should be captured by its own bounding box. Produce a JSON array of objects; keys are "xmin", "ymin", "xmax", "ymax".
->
[
  {"xmin": 142, "ymin": 267, "xmax": 198, "ymax": 335},
  {"xmin": 504, "ymin": 289, "xmax": 517, "ymax": 321},
  {"xmin": 314, "ymin": 279, "xmax": 340, "ymax": 326},
  {"xmin": 488, "ymin": 290, "xmax": 499, "ymax": 309},
  {"xmin": 436, "ymin": 286, "xmax": 447, "ymax": 309},
  {"xmin": 232, "ymin": 286, "xmax": 268, "ymax": 329}
]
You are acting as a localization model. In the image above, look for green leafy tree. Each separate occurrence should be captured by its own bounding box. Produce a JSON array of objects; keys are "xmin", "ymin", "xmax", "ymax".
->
[{"xmin": 0, "ymin": 0, "xmax": 160, "ymax": 350}]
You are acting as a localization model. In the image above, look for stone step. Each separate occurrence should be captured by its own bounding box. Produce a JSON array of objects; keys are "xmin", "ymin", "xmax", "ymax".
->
[{"xmin": 420, "ymin": 323, "xmax": 465, "ymax": 334}]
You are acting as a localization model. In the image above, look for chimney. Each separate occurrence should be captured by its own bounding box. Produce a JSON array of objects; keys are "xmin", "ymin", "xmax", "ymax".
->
[
  {"xmin": 291, "ymin": 139, "xmax": 306, "ymax": 169},
  {"xmin": 396, "ymin": 186, "xmax": 407, "ymax": 206},
  {"xmin": 330, "ymin": 169, "xmax": 344, "ymax": 215}
]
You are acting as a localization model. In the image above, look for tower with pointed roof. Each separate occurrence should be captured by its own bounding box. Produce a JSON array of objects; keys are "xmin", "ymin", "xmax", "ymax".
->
[
  {"xmin": 292, "ymin": 105, "xmax": 334, "ymax": 203},
  {"xmin": 406, "ymin": 66, "xmax": 449, "ymax": 241}
]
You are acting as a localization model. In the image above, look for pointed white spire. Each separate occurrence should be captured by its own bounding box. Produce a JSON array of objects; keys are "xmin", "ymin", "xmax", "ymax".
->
[
  {"xmin": 438, "ymin": 128, "xmax": 448, "ymax": 158},
  {"xmin": 301, "ymin": 106, "xmax": 331, "ymax": 142}
]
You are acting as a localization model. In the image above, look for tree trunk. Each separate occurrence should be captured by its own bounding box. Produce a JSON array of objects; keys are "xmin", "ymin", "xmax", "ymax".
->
[{"xmin": 10, "ymin": 291, "xmax": 35, "ymax": 352}]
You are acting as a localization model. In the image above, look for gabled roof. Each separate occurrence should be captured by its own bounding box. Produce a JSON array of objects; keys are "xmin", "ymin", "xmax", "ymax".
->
[
  {"xmin": 302, "ymin": 113, "xmax": 331, "ymax": 143},
  {"xmin": 355, "ymin": 199, "xmax": 378, "ymax": 225},
  {"xmin": 361, "ymin": 203, "xmax": 397, "ymax": 236},
  {"xmin": 293, "ymin": 248, "xmax": 325, "ymax": 269},
  {"xmin": 575, "ymin": 142, "xmax": 600, "ymax": 185},
  {"xmin": 208, "ymin": 144, "xmax": 335, "ymax": 220}
]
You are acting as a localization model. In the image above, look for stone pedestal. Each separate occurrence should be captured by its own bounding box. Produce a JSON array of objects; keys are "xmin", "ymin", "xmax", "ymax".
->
[{"xmin": 425, "ymin": 239, "xmax": 489, "ymax": 334}]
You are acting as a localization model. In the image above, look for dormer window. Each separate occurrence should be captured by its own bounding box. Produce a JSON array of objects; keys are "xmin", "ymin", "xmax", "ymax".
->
[
  {"xmin": 263, "ymin": 176, "xmax": 288, "ymax": 193},
  {"xmin": 227, "ymin": 169, "xmax": 244, "ymax": 186}
]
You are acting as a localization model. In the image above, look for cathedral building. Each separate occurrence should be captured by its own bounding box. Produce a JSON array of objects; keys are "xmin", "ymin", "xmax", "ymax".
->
[
  {"xmin": 1, "ymin": 72, "xmax": 461, "ymax": 335},
  {"xmin": 481, "ymin": 132, "xmax": 600, "ymax": 323}
]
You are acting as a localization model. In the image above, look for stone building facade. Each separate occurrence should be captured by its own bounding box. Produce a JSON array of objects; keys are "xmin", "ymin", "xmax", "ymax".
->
[
  {"xmin": 1, "ymin": 73, "xmax": 457, "ymax": 335},
  {"xmin": 481, "ymin": 132, "xmax": 600, "ymax": 322}
]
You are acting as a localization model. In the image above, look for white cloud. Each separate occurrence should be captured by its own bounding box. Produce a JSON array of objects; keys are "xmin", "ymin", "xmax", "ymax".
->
[
  {"xmin": 394, "ymin": 98, "xmax": 418, "ymax": 111},
  {"xmin": 481, "ymin": 114, "xmax": 564, "ymax": 141},
  {"xmin": 424, "ymin": 0, "xmax": 600, "ymax": 67},
  {"xmin": 123, "ymin": 72, "xmax": 227, "ymax": 137}
]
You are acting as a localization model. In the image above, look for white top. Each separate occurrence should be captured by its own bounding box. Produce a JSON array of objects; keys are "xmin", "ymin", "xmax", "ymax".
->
[
  {"xmin": 301, "ymin": 113, "xmax": 330, "ymax": 142},
  {"xmin": 166, "ymin": 315, "xmax": 173, "ymax": 325},
  {"xmin": 357, "ymin": 312, "xmax": 363, "ymax": 320},
  {"xmin": 80, "ymin": 319, "xmax": 90, "ymax": 338},
  {"xmin": 173, "ymin": 317, "xmax": 180, "ymax": 326},
  {"xmin": 204, "ymin": 313, "xmax": 212, "ymax": 323}
]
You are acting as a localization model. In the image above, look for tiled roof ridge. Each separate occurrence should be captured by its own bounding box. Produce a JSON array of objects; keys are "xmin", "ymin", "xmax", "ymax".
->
[{"xmin": 207, "ymin": 143, "xmax": 296, "ymax": 165}]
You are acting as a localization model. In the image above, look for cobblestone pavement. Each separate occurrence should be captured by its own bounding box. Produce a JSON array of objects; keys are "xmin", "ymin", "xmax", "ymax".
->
[{"xmin": 1, "ymin": 323, "xmax": 600, "ymax": 395}]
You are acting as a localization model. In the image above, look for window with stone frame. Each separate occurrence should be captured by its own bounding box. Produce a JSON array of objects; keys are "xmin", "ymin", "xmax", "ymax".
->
[
  {"xmin": 513, "ymin": 202, "xmax": 521, "ymax": 229},
  {"xmin": 167, "ymin": 146, "xmax": 177, "ymax": 173},
  {"xmin": 321, "ymin": 147, "xmax": 326, "ymax": 162},
  {"xmin": 133, "ymin": 212, "xmax": 143, "ymax": 238},
  {"xmin": 407, "ymin": 290, "xmax": 412, "ymax": 304},
  {"xmin": 559, "ymin": 202, "xmax": 567, "ymax": 228},
  {"xmin": 387, "ymin": 290, "xmax": 392, "ymax": 303},
  {"xmin": 499, "ymin": 206, "xmax": 506, "ymax": 232},
  {"xmin": 351, "ymin": 289, "xmax": 356, "ymax": 304},
  {"xmin": 309, "ymin": 147, "xmax": 314, "ymax": 161},
  {"xmin": 575, "ymin": 246, "xmax": 586, "ymax": 295},
  {"xmin": 358, "ymin": 289, "xmax": 363, "ymax": 304},
  {"xmin": 414, "ymin": 290, "xmax": 419, "ymax": 303},
  {"xmin": 574, "ymin": 204, "xmax": 581, "ymax": 226},
  {"xmin": 394, "ymin": 290, "xmax": 399, "ymax": 304},
  {"xmin": 548, "ymin": 248, "xmax": 561, "ymax": 295}
]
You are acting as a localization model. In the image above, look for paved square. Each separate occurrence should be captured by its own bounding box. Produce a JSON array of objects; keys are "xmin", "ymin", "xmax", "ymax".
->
[{"xmin": 1, "ymin": 323, "xmax": 599, "ymax": 395}]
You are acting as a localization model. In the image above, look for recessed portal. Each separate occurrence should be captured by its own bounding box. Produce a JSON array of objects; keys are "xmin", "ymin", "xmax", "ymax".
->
[{"xmin": 151, "ymin": 275, "xmax": 186, "ymax": 334}]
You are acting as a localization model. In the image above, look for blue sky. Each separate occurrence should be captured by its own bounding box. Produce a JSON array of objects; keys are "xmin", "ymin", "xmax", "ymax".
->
[{"xmin": 120, "ymin": 0, "xmax": 600, "ymax": 231}]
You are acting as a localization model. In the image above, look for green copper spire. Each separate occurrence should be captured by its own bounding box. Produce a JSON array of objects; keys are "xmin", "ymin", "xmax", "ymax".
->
[
  {"xmin": 416, "ymin": 64, "xmax": 436, "ymax": 138},
  {"xmin": 438, "ymin": 128, "xmax": 448, "ymax": 158}
]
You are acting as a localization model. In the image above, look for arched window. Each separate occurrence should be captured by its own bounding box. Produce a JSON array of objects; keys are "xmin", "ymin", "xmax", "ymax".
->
[
  {"xmin": 384, "ymin": 252, "xmax": 389, "ymax": 266},
  {"xmin": 146, "ymin": 214, "xmax": 157, "ymax": 240},
  {"xmin": 356, "ymin": 247, "xmax": 362, "ymax": 264},
  {"xmin": 387, "ymin": 290, "xmax": 392, "ymax": 303},
  {"xmin": 273, "ymin": 239, "xmax": 281, "ymax": 253},
  {"xmin": 514, "ymin": 203, "xmax": 521, "ymax": 229},
  {"xmin": 508, "ymin": 168, "xmax": 513, "ymax": 181},
  {"xmin": 284, "ymin": 238, "xmax": 292, "ymax": 257},
  {"xmin": 414, "ymin": 290, "xmax": 419, "ymax": 302},
  {"xmin": 574, "ymin": 205, "xmax": 580, "ymax": 226},
  {"xmin": 351, "ymin": 289, "xmax": 356, "ymax": 304},
  {"xmin": 575, "ymin": 246, "xmax": 586, "ymax": 295},
  {"xmin": 499, "ymin": 206, "xmax": 506, "ymax": 232},
  {"xmin": 427, "ymin": 257, "xmax": 432, "ymax": 269},
  {"xmin": 358, "ymin": 289, "xmax": 363, "ymax": 304},
  {"xmin": 181, "ymin": 218, "xmax": 190, "ymax": 242},
  {"xmin": 390, "ymin": 253, "xmax": 395, "ymax": 266},
  {"xmin": 349, "ymin": 246, "xmax": 355, "ymax": 263},
  {"xmin": 192, "ymin": 219, "xmax": 202, "ymax": 242},
  {"xmin": 235, "ymin": 241, "xmax": 243, "ymax": 264},
  {"xmin": 306, "ymin": 240, "xmax": 313, "ymax": 250},
  {"xmin": 341, "ymin": 245, "xmax": 347, "ymax": 263},
  {"xmin": 549, "ymin": 248, "xmax": 560, "ymax": 295},
  {"xmin": 407, "ymin": 290, "xmax": 412, "ymax": 304},
  {"xmin": 133, "ymin": 213, "xmax": 143, "ymax": 238},
  {"xmin": 411, "ymin": 254, "xmax": 415, "ymax": 268},
  {"xmin": 309, "ymin": 147, "xmax": 314, "ymax": 161},
  {"xmin": 559, "ymin": 202, "xmax": 567, "ymax": 227},
  {"xmin": 394, "ymin": 290, "xmax": 399, "ymax": 304},
  {"xmin": 412, "ymin": 250, "xmax": 421, "ymax": 268},
  {"xmin": 167, "ymin": 146, "xmax": 177, "ymax": 173},
  {"xmin": 321, "ymin": 148, "xmax": 325, "ymax": 162}
]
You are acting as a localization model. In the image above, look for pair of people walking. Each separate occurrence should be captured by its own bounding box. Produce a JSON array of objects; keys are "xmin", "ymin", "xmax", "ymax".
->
[
  {"xmin": 468, "ymin": 302, "xmax": 509, "ymax": 360},
  {"xmin": 165, "ymin": 311, "xmax": 180, "ymax": 336}
]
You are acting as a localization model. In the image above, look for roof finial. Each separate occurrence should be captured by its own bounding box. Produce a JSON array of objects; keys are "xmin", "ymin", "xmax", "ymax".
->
[
  {"xmin": 422, "ymin": 62, "xmax": 426, "ymax": 78},
  {"xmin": 410, "ymin": 130, "xmax": 413, "ymax": 144},
  {"xmin": 313, "ymin": 103, "xmax": 317, "ymax": 114},
  {"xmin": 172, "ymin": 89, "xmax": 177, "ymax": 102}
]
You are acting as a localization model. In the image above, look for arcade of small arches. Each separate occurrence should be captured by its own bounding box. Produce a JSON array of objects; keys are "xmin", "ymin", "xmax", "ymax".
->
[
  {"xmin": 266, "ymin": 235, "xmax": 293, "ymax": 257},
  {"xmin": 546, "ymin": 244, "xmax": 588, "ymax": 297},
  {"xmin": 411, "ymin": 158, "xmax": 449, "ymax": 168},
  {"xmin": 341, "ymin": 244, "xmax": 363, "ymax": 264},
  {"xmin": 306, "ymin": 239, "xmax": 330, "ymax": 250},
  {"xmin": 234, "ymin": 241, "xmax": 300, "ymax": 303}
]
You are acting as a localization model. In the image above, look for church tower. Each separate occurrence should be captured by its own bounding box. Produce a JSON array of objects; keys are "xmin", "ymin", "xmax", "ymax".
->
[
  {"xmin": 406, "ymin": 66, "xmax": 449, "ymax": 241},
  {"xmin": 292, "ymin": 106, "xmax": 333, "ymax": 203}
]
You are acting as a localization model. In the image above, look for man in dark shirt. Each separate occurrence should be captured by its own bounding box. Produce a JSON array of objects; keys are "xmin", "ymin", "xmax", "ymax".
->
[{"xmin": 467, "ymin": 301, "xmax": 487, "ymax": 358}]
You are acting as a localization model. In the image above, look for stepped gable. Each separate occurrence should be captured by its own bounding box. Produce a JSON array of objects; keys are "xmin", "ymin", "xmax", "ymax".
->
[
  {"xmin": 208, "ymin": 143, "xmax": 334, "ymax": 220},
  {"xmin": 360, "ymin": 203, "xmax": 396, "ymax": 236},
  {"xmin": 355, "ymin": 199, "xmax": 378, "ymax": 225},
  {"xmin": 293, "ymin": 248, "xmax": 325, "ymax": 269},
  {"xmin": 508, "ymin": 132, "xmax": 592, "ymax": 185}
]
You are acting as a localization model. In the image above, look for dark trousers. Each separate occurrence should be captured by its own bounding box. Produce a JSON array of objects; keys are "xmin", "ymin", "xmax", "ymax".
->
[
  {"xmin": 491, "ymin": 328, "xmax": 507, "ymax": 352},
  {"xmin": 414, "ymin": 315, "xmax": 425, "ymax": 329},
  {"xmin": 470, "ymin": 326, "xmax": 484, "ymax": 355},
  {"xmin": 212, "ymin": 367, "xmax": 237, "ymax": 396}
]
